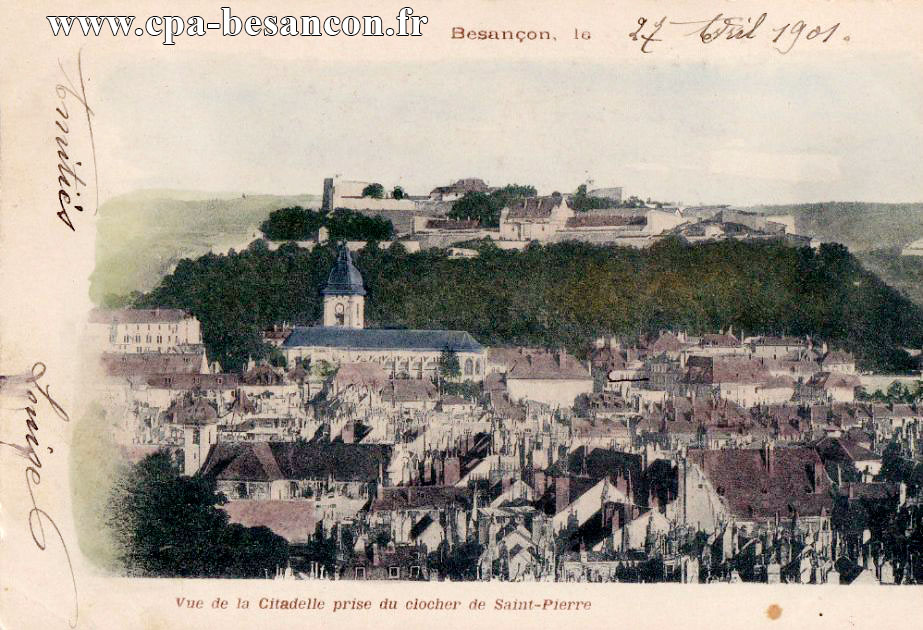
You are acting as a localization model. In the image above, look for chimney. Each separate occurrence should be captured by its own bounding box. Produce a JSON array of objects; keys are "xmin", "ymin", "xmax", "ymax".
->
[
  {"xmin": 444, "ymin": 456, "xmax": 461, "ymax": 486},
  {"xmin": 813, "ymin": 461, "xmax": 826, "ymax": 492},
  {"xmin": 555, "ymin": 476, "xmax": 571, "ymax": 514}
]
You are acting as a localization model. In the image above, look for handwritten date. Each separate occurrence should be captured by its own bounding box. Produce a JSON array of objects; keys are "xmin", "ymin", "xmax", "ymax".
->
[{"xmin": 629, "ymin": 13, "xmax": 847, "ymax": 54}]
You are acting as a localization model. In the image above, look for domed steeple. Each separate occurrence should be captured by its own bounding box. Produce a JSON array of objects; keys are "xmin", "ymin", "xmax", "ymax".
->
[
  {"xmin": 322, "ymin": 246, "xmax": 366, "ymax": 296},
  {"xmin": 322, "ymin": 246, "xmax": 366, "ymax": 328}
]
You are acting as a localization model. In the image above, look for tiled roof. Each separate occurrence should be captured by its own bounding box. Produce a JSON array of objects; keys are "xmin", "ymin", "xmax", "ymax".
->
[
  {"xmin": 322, "ymin": 247, "xmax": 366, "ymax": 296},
  {"xmin": 284, "ymin": 326, "xmax": 484, "ymax": 352},
  {"xmin": 387, "ymin": 379, "xmax": 438, "ymax": 403},
  {"xmin": 201, "ymin": 441, "xmax": 391, "ymax": 482},
  {"xmin": 683, "ymin": 356, "xmax": 769, "ymax": 385},
  {"xmin": 425, "ymin": 219, "xmax": 480, "ymax": 230},
  {"xmin": 505, "ymin": 194, "xmax": 565, "ymax": 220},
  {"xmin": 102, "ymin": 351, "xmax": 205, "ymax": 376},
  {"xmin": 839, "ymin": 483, "xmax": 899, "ymax": 501},
  {"xmin": 164, "ymin": 397, "xmax": 218, "ymax": 425},
  {"xmin": 752, "ymin": 336, "xmax": 804, "ymax": 347},
  {"xmin": 506, "ymin": 350, "xmax": 590, "ymax": 380},
  {"xmin": 371, "ymin": 486, "xmax": 472, "ymax": 512},
  {"xmin": 807, "ymin": 372, "xmax": 861, "ymax": 389},
  {"xmin": 648, "ymin": 332, "xmax": 687, "ymax": 354},
  {"xmin": 700, "ymin": 333, "xmax": 740, "ymax": 347},
  {"xmin": 89, "ymin": 308, "xmax": 191, "ymax": 324},
  {"xmin": 334, "ymin": 362, "xmax": 389, "ymax": 390},
  {"xmin": 688, "ymin": 446, "xmax": 834, "ymax": 519},
  {"xmin": 564, "ymin": 214, "xmax": 645, "ymax": 228},
  {"xmin": 222, "ymin": 500, "xmax": 315, "ymax": 543}
]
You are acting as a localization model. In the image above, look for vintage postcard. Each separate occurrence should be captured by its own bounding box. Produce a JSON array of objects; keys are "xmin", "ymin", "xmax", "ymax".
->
[{"xmin": 2, "ymin": 0, "xmax": 923, "ymax": 628}]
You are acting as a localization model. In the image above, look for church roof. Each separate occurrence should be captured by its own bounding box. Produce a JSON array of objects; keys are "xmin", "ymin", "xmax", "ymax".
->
[
  {"xmin": 322, "ymin": 247, "xmax": 366, "ymax": 296},
  {"xmin": 283, "ymin": 326, "xmax": 484, "ymax": 352}
]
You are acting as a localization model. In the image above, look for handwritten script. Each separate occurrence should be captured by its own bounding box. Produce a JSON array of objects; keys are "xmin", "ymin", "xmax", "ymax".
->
[
  {"xmin": 0, "ymin": 363, "xmax": 78, "ymax": 627},
  {"xmin": 54, "ymin": 49, "xmax": 97, "ymax": 232},
  {"xmin": 629, "ymin": 13, "xmax": 847, "ymax": 54}
]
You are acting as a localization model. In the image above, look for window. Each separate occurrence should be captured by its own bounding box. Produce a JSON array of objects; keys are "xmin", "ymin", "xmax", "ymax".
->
[
  {"xmin": 355, "ymin": 567, "xmax": 366, "ymax": 579},
  {"xmin": 156, "ymin": 335, "xmax": 162, "ymax": 343},
  {"xmin": 464, "ymin": 359, "xmax": 473, "ymax": 375},
  {"xmin": 124, "ymin": 335, "xmax": 130, "ymax": 343},
  {"xmin": 192, "ymin": 428, "xmax": 200, "ymax": 445},
  {"xmin": 388, "ymin": 566, "xmax": 399, "ymax": 579},
  {"xmin": 134, "ymin": 335, "xmax": 141, "ymax": 342},
  {"xmin": 146, "ymin": 335, "xmax": 151, "ymax": 343},
  {"xmin": 410, "ymin": 566, "xmax": 421, "ymax": 579},
  {"xmin": 475, "ymin": 360, "xmax": 481, "ymax": 375}
]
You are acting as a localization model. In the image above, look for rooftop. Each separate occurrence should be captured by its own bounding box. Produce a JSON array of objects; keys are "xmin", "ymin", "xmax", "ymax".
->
[
  {"xmin": 201, "ymin": 441, "xmax": 392, "ymax": 482},
  {"xmin": 284, "ymin": 326, "xmax": 484, "ymax": 352},
  {"xmin": 688, "ymin": 446, "xmax": 833, "ymax": 519},
  {"xmin": 89, "ymin": 308, "xmax": 192, "ymax": 324},
  {"xmin": 322, "ymin": 247, "xmax": 366, "ymax": 296},
  {"xmin": 505, "ymin": 194, "xmax": 567, "ymax": 220}
]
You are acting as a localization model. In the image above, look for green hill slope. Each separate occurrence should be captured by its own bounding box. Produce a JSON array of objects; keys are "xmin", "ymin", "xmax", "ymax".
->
[
  {"xmin": 751, "ymin": 202, "xmax": 923, "ymax": 252},
  {"xmin": 134, "ymin": 239, "xmax": 923, "ymax": 373},
  {"xmin": 750, "ymin": 202, "xmax": 923, "ymax": 307},
  {"xmin": 91, "ymin": 190, "xmax": 319, "ymax": 303}
]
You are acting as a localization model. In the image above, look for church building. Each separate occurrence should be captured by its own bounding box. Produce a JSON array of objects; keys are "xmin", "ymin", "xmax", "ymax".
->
[{"xmin": 283, "ymin": 247, "xmax": 486, "ymax": 381}]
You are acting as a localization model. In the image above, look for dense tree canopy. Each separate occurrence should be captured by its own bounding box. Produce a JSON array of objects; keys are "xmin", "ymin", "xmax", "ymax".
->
[
  {"xmin": 571, "ymin": 184, "xmax": 616, "ymax": 212},
  {"xmin": 133, "ymin": 238, "xmax": 923, "ymax": 373},
  {"xmin": 361, "ymin": 183, "xmax": 385, "ymax": 198},
  {"xmin": 448, "ymin": 184, "xmax": 537, "ymax": 227},
  {"xmin": 107, "ymin": 452, "xmax": 289, "ymax": 577},
  {"xmin": 259, "ymin": 206, "xmax": 394, "ymax": 241},
  {"xmin": 259, "ymin": 206, "xmax": 326, "ymax": 240}
]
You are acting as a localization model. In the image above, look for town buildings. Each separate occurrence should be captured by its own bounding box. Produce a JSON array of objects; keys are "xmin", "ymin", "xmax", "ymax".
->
[
  {"xmin": 92, "ymin": 238, "xmax": 923, "ymax": 585},
  {"xmin": 282, "ymin": 247, "xmax": 487, "ymax": 381}
]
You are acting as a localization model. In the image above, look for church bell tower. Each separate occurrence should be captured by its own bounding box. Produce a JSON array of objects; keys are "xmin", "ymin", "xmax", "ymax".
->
[{"xmin": 322, "ymin": 246, "xmax": 366, "ymax": 329}]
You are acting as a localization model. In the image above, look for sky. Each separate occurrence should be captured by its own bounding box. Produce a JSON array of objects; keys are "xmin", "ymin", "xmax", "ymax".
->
[{"xmin": 93, "ymin": 53, "xmax": 923, "ymax": 206}]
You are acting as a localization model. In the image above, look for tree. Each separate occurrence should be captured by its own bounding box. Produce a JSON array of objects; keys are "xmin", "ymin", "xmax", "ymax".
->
[
  {"xmin": 878, "ymin": 442, "xmax": 909, "ymax": 485},
  {"xmin": 327, "ymin": 208, "xmax": 394, "ymax": 241},
  {"xmin": 260, "ymin": 206, "xmax": 393, "ymax": 242},
  {"xmin": 260, "ymin": 206, "xmax": 326, "ymax": 240},
  {"xmin": 392, "ymin": 186, "xmax": 406, "ymax": 200},
  {"xmin": 438, "ymin": 347, "xmax": 461, "ymax": 381},
  {"xmin": 266, "ymin": 345, "xmax": 288, "ymax": 368},
  {"xmin": 448, "ymin": 192, "xmax": 497, "ymax": 226},
  {"xmin": 572, "ymin": 184, "xmax": 614, "ymax": 212},
  {"xmin": 448, "ymin": 184, "xmax": 537, "ymax": 228},
  {"xmin": 131, "ymin": 239, "xmax": 923, "ymax": 374},
  {"xmin": 428, "ymin": 541, "xmax": 484, "ymax": 580},
  {"xmin": 107, "ymin": 452, "xmax": 289, "ymax": 577},
  {"xmin": 361, "ymin": 183, "xmax": 385, "ymax": 199}
]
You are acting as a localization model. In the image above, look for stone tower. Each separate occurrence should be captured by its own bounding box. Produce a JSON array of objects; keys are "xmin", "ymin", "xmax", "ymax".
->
[{"xmin": 322, "ymin": 246, "xmax": 366, "ymax": 329}]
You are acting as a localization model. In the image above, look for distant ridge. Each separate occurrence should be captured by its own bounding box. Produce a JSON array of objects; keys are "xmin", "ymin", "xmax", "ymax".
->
[{"xmin": 91, "ymin": 189, "xmax": 320, "ymax": 303}]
